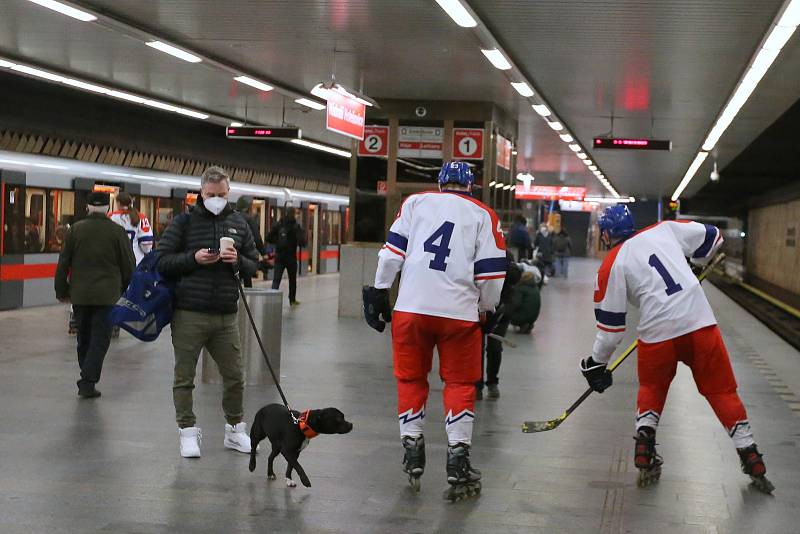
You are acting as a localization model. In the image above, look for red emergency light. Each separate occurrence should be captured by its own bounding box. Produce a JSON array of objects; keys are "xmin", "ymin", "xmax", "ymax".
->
[
  {"xmin": 593, "ymin": 137, "xmax": 671, "ymax": 151},
  {"xmin": 226, "ymin": 126, "xmax": 302, "ymax": 140}
]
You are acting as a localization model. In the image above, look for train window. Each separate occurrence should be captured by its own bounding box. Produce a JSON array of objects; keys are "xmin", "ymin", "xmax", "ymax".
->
[
  {"xmin": 24, "ymin": 188, "xmax": 47, "ymax": 253},
  {"xmin": 2, "ymin": 183, "xmax": 26, "ymax": 255},
  {"xmin": 45, "ymin": 190, "xmax": 75, "ymax": 252}
]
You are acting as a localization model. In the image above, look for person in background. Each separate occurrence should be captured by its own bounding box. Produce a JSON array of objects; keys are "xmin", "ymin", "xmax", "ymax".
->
[
  {"xmin": 157, "ymin": 166, "xmax": 259, "ymax": 459},
  {"xmin": 476, "ymin": 252, "xmax": 521, "ymax": 400},
  {"xmin": 553, "ymin": 227, "xmax": 573, "ymax": 278},
  {"xmin": 267, "ymin": 212, "xmax": 306, "ymax": 305},
  {"xmin": 54, "ymin": 191, "xmax": 135, "ymax": 398},
  {"xmin": 508, "ymin": 269, "xmax": 542, "ymax": 334},
  {"xmin": 110, "ymin": 192, "xmax": 154, "ymax": 266},
  {"xmin": 534, "ymin": 222, "xmax": 555, "ymax": 277},
  {"xmin": 508, "ymin": 215, "xmax": 531, "ymax": 261},
  {"xmin": 24, "ymin": 217, "xmax": 42, "ymax": 253},
  {"xmin": 236, "ymin": 196, "xmax": 267, "ymax": 288}
]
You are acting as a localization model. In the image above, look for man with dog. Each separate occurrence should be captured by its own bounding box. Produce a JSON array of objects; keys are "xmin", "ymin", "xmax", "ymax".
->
[
  {"xmin": 158, "ymin": 166, "xmax": 259, "ymax": 459},
  {"xmin": 363, "ymin": 161, "xmax": 506, "ymax": 501}
]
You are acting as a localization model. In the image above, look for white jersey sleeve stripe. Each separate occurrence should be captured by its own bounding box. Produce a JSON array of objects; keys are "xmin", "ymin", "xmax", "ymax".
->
[{"xmin": 692, "ymin": 224, "xmax": 720, "ymax": 259}]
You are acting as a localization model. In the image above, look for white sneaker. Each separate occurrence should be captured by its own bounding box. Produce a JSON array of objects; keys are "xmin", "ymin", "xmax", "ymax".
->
[
  {"xmin": 179, "ymin": 427, "xmax": 202, "ymax": 458},
  {"xmin": 224, "ymin": 422, "xmax": 252, "ymax": 453}
]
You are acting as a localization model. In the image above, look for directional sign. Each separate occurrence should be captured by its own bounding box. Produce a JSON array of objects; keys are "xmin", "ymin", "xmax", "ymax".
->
[
  {"xmin": 326, "ymin": 91, "xmax": 366, "ymax": 140},
  {"xmin": 453, "ymin": 128, "xmax": 484, "ymax": 160},
  {"xmin": 398, "ymin": 126, "xmax": 443, "ymax": 159},
  {"xmin": 357, "ymin": 126, "xmax": 389, "ymax": 157},
  {"xmin": 515, "ymin": 185, "xmax": 586, "ymax": 201}
]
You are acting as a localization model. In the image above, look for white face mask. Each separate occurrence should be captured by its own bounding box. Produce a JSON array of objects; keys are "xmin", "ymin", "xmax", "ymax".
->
[{"xmin": 204, "ymin": 196, "xmax": 227, "ymax": 215}]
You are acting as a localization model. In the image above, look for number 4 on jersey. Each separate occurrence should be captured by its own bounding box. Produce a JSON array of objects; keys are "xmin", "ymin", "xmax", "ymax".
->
[{"xmin": 424, "ymin": 221, "xmax": 455, "ymax": 271}]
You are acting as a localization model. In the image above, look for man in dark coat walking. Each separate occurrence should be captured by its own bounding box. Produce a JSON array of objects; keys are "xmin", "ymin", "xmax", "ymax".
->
[
  {"xmin": 267, "ymin": 213, "xmax": 305, "ymax": 305},
  {"xmin": 55, "ymin": 191, "xmax": 135, "ymax": 398}
]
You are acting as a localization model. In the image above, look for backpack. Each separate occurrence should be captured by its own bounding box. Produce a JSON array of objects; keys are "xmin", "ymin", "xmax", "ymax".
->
[
  {"xmin": 276, "ymin": 224, "xmax": 291, "ymax": 250},
  {"xmin": 109, "ymin": 251, "xmax": 175, "ymax": 342}
]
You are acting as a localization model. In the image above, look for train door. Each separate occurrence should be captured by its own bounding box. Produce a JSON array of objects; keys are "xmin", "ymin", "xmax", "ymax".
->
[
  {"xmin": 308, "ymin": 204, "xmax": 319, "ymax": 274},
  {"xmin": 252, "ymin": 198, "xmax": 268, "ymax": 246}
]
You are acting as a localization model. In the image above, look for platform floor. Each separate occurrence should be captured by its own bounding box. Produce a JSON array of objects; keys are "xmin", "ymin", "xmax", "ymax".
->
[{"xmin": 1, "ymin": 259, "xmax": 799, "ymax": 533}]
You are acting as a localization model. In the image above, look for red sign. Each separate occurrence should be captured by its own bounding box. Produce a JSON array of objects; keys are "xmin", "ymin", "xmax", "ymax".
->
[
  {"xmin": 358, "ymin": 126, "xmax": 389, "ymax": 157},
  {"xmin": 326, "ymin": 91, "xmax": 366, "ymax": 140},
  {"xmin": 496, "ymin": 134, "xmax": 512, "ymax": 170},
  {"xmin": 515, "ymin": 185, "xmax": 586, "ymax": 201},
  {"xmin": 453, "ymin": 128, "xmax": 484, "ymax": 160},
  {"xmin": 376, "ymin": 180, "xmax": 387, "ymax": 195}
]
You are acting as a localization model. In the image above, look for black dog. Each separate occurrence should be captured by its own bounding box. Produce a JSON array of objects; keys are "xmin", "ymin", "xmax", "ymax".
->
[{"xmin": 249, "ymin": 403, "xmax": 353, "ymax": 487}]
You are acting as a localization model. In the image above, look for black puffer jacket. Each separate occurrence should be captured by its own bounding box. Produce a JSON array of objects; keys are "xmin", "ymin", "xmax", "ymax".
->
[{"xmin": 157, "ymin": 198, "xmax": 259, "ymax": 314}]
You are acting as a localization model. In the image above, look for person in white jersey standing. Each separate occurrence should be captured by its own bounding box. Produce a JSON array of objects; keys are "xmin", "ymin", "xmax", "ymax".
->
[
  {"xmin": 581, "ymin": 204, "xmax": 773, "ymax": 493},
  {"xmin": 363, "ymin": 161, "xmax": 506, "ymax": 501},
  {"xmin": 109, "ymin": 192, "xmax": 154, "ymax": 265}
]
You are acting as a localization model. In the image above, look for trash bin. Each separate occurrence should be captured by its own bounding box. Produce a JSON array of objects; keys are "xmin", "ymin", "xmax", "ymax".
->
[{"xmin": 201, "ymin": 288, "xmax": 282, "ymax": 386}]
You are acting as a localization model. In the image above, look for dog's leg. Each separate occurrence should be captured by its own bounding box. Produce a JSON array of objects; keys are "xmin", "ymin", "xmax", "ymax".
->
[
  {"xmin": 248, "ymin": 420, "xmax": 266, "ymax": 473},
  {"xmin": 283, "ymin": 449, "xmax": 311, "ymax": 488},
  {"xmin": 284, "ymin": 458, "xmax": 297, "ymax": 488},
  {"xmin": 267, "ymin": 444, "xmax": 280, "ymax": 480}
]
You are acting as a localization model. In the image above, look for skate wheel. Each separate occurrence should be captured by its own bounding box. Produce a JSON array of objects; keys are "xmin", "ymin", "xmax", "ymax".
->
[{"xmin": 751, "ymin": 476, "xmax": 775, "ymax": 495}]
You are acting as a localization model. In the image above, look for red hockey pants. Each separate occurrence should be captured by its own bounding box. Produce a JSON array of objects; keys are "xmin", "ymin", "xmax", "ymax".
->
[
  {"xmin": 637, "ymin": 325, "xmax": 752, "ymax": 446},
  {"xmin": 392, "ymin": 311, "xmax": 482, "ymax": 445}
]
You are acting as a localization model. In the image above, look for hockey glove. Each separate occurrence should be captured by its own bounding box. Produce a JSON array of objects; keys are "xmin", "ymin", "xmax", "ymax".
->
[
  {"xmin": 362, "ymin": 286, "xmax": 392, "ymax": 333},
  {"xmin": 580, "ymin": 356, "xmax": 613, "ymax": 393},
  {"xmin": 481, "ymin": 304, "xmax": 505, "ymax": 334}
]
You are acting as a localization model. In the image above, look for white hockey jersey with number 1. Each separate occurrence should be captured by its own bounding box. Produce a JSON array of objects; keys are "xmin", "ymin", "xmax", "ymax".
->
[
  {"xmin": 109, "ymin": 210, "xmax": 155, "ymax": 265},
  {"xmin": 592, "ymin": 220, "xmax": 724, "ymax": 363},
  {"xmin": 374, "ymin": 191, "xmax": 507, "ymax": 322}
]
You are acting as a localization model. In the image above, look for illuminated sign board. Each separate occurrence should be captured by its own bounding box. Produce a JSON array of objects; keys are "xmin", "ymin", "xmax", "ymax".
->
[
  {"xmin": 226, "ymin": 126, "xmax": 302, "ymax": 140},
  {"xmin": 515, "ymin": 185, "xmax": 586, "ymax": 201},
  {"xmin": 593, "ymin": 137, "xmax": 671, "ymax": 151}
]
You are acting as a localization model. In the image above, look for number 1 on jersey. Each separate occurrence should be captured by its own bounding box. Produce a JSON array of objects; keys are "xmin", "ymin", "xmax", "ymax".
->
[
  {"xmin": 424, "ymin": 221, "xmax": 454, "ymax": 271},
  {"xmin": 648, "ymin": 254, "xmax": 683, "ymax": 296}
]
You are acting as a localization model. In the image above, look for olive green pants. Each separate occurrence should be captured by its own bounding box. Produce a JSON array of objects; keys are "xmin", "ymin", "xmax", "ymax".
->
[{"xmin": 171, "ymin": 309, "xmax": 244, "ymax": 428}]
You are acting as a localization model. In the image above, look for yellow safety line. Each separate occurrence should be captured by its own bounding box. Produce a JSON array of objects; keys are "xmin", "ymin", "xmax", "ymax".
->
[{"xmin": 711, "ymin": 268, "xmax": 800, "ymax": 321}]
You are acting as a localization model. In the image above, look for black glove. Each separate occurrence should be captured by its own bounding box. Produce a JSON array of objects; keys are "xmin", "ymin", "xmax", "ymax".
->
[
  {"xmin": 482, "ymin": 304, "xmax": 505, "ymax": 334},
  {"xmin": 580, "ymin": 356, "xmax": 613, "ymax": 393},
  {"xmin": 362, "ymin": 286, "xmax": 392, "ymax": 332}
]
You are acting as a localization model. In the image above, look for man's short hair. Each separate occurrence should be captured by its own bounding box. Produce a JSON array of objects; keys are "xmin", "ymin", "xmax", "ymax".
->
[{"xmin": 201, "ymin": 166, "xmax": 230, "ymax": 186}]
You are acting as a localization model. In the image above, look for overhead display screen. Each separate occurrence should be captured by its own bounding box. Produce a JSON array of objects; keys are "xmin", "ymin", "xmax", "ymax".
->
[
  {"xmin": 593, "ymin": 137, "xmax": 671, "ymax": 151},
  {"xmin": 225, "ymin": 126, "xmax": 302, "ymax": 140}
]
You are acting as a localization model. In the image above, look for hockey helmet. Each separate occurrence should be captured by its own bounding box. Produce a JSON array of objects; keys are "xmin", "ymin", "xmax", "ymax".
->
[
  {"xmin": 598, "ymin": 204, "xmax": 635, "ymax": 240},
  {"xmin": 437, "ymin": 161, "xmax": 474, "ymax": 187}
]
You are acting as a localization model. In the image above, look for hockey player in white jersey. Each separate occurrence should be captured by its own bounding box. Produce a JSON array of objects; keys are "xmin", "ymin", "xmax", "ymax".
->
[
  {"xmin": 581, "ymin": 204, "xmax": 772, "ymax": 493},
  {"xmin": 363, "ymin": 161, "xmax": 506, "ymax": 500},
  {"xmin": 109, "ymin": 192, "xmax": 154, "ymax": 265}
]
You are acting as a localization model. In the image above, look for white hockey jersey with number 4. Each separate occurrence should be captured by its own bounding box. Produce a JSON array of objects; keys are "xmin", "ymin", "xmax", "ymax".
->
[
  {"xmin": 592, "ymin": 220, "xmax": 724, "ymax": 363},
  {"xmin": 109, "ymin": 210, "xmax": 155, "ymax": 265},
  {"xmin": 375, "ymin": 191, "xmax": 507, "ymax": 322}
]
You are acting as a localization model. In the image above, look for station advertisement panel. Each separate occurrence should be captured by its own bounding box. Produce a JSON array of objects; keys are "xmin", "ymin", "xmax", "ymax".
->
[
  {"xmin": 357, "ymin": 125, "xmax": 389, "ymax": 157},
  {"xmin": 326, "ymin": 91, "xmax": 366, "ymax": 140},
  {"xmin": 496, "ymin": 134, "xmax": 512, "ymax": 170},
  {"xmin": 398, "ymin": 126, "xmax": 443, "ymax": 158},
  {"xmin": 515, "ymin": 185, "xmax": 587, "ymax": 201},
  {"xmin": 453, "ymin": 128, "xmax": 484, "ymax": 160}
]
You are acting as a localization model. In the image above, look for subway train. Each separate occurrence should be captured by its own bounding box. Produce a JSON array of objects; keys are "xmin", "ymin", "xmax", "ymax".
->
[{"xmin": 0, "ymin": 150, "xmax": 349, "ymax": 309}]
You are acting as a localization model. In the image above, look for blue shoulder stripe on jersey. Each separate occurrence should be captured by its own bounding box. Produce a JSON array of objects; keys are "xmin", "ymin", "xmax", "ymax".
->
[
  {"xmin": 138, "ymin": 235, "xmax": 155, "ymax": 243},
  {"xmin": 474, "ymin": 256, "xmax": 507, "ymax": 275},
  {"xmin": 692, "ymin": 224, "xmax": 718, "ymax": 259},
  {"xmin": 595, "ymin": 308, "xmax": 626, "ymax": 326},
  {"xmin": 386, "ymin": 231, "xmax": 408, "ymax": 251}
]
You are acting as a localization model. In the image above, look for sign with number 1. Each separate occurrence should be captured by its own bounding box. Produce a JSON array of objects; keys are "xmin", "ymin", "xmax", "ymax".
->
[{"xmin": 453, "ymin": 128, "xmax": 484, "ymax": 160}]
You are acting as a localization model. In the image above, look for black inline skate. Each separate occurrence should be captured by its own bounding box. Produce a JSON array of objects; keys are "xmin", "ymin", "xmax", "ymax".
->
[
  {"xmin": 443, "ymin": 443, "xmax": 482, "ymax": 502},
  {"xmin": 402, "ymin": 435, "xmax": 425, "ymax": 492},
  {"xmin": 634, "ymin": 427, "xmax": 663, "ymax": 488},
  {"xmin": 737, "ymin": 444, "xmax": 774, "ymax": 494}
]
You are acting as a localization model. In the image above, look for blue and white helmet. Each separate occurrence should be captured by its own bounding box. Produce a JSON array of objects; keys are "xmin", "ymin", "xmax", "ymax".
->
[
  {"xmin": 598, "ymin": 204, "xmax": 635, "ymax": 240},
  {"xmin": 437, "ymin": 161, "xmax": 474, "ymax": 187}
]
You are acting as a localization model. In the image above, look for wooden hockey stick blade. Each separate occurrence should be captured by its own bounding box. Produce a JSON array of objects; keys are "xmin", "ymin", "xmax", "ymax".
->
[
  {"xmin": 488, "ymin": 333, "xmax": 518, "ymax": 348},
  {"xmin": 520, "ymin": 252, "xmax": 725, "ymax": 434}
]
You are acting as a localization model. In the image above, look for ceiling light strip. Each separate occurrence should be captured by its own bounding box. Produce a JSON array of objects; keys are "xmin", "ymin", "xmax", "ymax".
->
[
  {"xmin": 145, "ymin": 41, "xmax": 202, "ymax": 63},
  {"xmin": 434, "ymin": 0, "xmax": 477, "ymax": 27},
  {"xmin": 671, "ymin": 152, "xmax": 709, "ymax": 201},
  {"xmin": 291, "ymin": 139, "xmax": 351, "ymax": 158},
  {"xmin": 24, "ymin": 0, "xmax": 96, "ymax": 21}
]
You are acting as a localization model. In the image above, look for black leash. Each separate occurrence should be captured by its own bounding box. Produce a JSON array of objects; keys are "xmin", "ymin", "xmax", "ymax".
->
[{"xmin": 234, "ymin": 271, "xmax": 299, "ymax": 425}]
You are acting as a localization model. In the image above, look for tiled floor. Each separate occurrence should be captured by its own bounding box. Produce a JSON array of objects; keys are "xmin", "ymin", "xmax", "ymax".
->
[{"xmin": 0, "ymin": 259, "xmax": 798, "ymax": 533}]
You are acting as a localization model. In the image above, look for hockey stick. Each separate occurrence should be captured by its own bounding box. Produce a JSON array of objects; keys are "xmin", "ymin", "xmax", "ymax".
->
[
  {"xmin": 488, "ymin": 333, "xmax": 518, "ymax": 348},
  {"xmin": 521, "ymin": 253, "xmax": 725, "ymax": 434}
]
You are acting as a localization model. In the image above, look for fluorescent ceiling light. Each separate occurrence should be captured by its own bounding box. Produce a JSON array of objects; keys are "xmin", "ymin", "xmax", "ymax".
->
[
  {"xmin": 547, "ymin": 121, "xmax": 563, "ymax": 131},
  {"xmin": 568, "ymin": 144, "xmax": 580, "ymax": 152},
  {"xmin": 10, "ymin": 64, "xmax": 65, "ymax": 82},
  {"xmin": 295, "ymin": 98, "xmax": 326, "ymax": 110},
  {"xmin": 671, "ymin": 151, "xmax": 709, "ymax": 200},
  {"xmin": 291, "ymin": 139, "xmax": 351, "ymax": 158},
  {"xmin": 559, "ymin": 133, "xmax": 573, "ymax": 143},
  {"xmin": 577, "ymin": 152, "xmax": 587, "ymax": 159},
  {"xmin": 62, "ymin": 78, "xmax": 108, "ymax": 94},
  {"xmin": 751, "ymin": 47, "xmax": 781, "ymax": 73},
  {"xmin": 510, "ymin": 185, "xmax": 516, "ymax": 191},
  {"xmin": 777, "ymin": 0, "xmax": 800, "ymax": 26},
  {"xmin": 511, "ymin": 82, "xmax": 534, "ymax": 97},
  {"xmin": 145, "ymin": 41, "xmax": 202, "ymax": 63},
  {"xmin": 310, "ymin": 82, "xmax": 375, "ymax": 106},
  {"xmin": 234, "ymin": 75, "xmax": 273, "ymax": 92},
  {"xmin": 588, "ymin": 165, "xmax": 597, "ymax": 171},
  {"xmin": 762, "ymin": 24, "xmax": 796, "ymax": 51},
  {"xmin": 481, "ymin": 49, "xmax": 512, "ymax": 70},
  {"xmin": 143, "ymin": 99, "xmax": 209, "ymax": 119},
  {"xmin": 583, "ymin": 159, "xmax": 593, "ymax": 166},
  {"xmin": 230, "ymin": 122, "xmax": 243, "ymax": 127},
  {"xmin": 25, "ymin": 0, "xmax": 96, "ymax": 21},
  {"xmin": 108, "ymin": 90, "xmax": 145, "ymax": 104},
  {"xmin": 511, "ymin": 149, "xmax": 518, "ymax": 156},
  {"xmin": 532, "ymin": 103, "xmax": 551, "ymax": 117},
  {"xmin": 488, "ymin": 180, "xmax": 497, "ymax": 187},
  {"xmin": 494, "ymin": 182, "xmax": 505, "ymax": 189},
  {"xmin": 593, "ymin": 170, "xmax": 602, "ymax": 176},
  {"xmin": 503, "ymin": 184, "xmax": 512, "ymax": 190},
  {"xmin": 0, "ymin": 59, "xmax": 13, "ymax": 68},
  {"xmin": 434, "ymin": 0, "xmax": 477, "ymax": 27}
]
